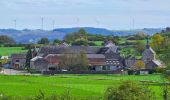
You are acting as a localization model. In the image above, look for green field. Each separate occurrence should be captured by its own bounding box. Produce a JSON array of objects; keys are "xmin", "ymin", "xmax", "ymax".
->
[
  {"xmin": 93, "ymin": 41, "xmax": 104, "ymax": 46},
  {"xmin": 0, "ymin": 74, "xmax": 165, "ymax": 99},
  {"xmin": 0, "ymin": 47, "xmax": 27, "ymax": 56}
]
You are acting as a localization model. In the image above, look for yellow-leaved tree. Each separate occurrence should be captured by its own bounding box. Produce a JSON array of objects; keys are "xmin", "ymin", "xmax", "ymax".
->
[
  {"xmin": 133, "ymin": 60, "xmax": 145, "ymax": 70},
  {"xmin": 151, "ymin": 34, "xmax": 164, "ymax": 51}
]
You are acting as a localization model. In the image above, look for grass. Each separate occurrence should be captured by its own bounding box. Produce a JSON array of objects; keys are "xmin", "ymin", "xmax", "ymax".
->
[
  {"xmin": 93, "ymin": 41, "xmax": 104, "ymax": 46},
  {"xmin": 0, "ymin": 47, "xmax": 27, "ymax": 56},
  {"xmin": 0, "ymin": 74, "xmax": 165, "ymax": 99}
]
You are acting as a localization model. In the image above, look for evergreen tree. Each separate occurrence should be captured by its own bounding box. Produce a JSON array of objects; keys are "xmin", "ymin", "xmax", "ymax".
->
[{"xmin": 25, "ymin": 47, "xmax": 33, "ymax": 70}]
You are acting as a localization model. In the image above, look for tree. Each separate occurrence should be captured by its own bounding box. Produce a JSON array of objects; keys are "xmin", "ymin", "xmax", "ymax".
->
[
  {"xmin": 0, "ymin": 35, "xmax": 16, "ymax": 44},
  {"xmin": 72, "ymin": 39, "xmax": 88, "ymax": 46},
  {"xmin": 59, "ymin": 51, "xmax": 89, "ymax": 71},
  {"xmin": 74, "ymin": 51, "xmax": 89, "ymax": 71},
  {"xmin": 0, "ymin": 62, "xmax": 2, "ymax": 72},
  {"xmin": 134, "ymin": 41, "xmax": 145, "ymax": 54},
  {"xmin": 25, "ymin": 47, "xmax": 33, "ymax": 70},
  {"xmin": 134, "ymin": 60, "xmax": 145, "ymax": 70},
  {"xmin": 151, "ymin": 34, "xmax": 164, "ymax": 51},
  {"xmin": 104, "ymin": 36, "xmax": 120, "ymax": 45},
  {"xmin": 135, "ymin": 32, "xmax": 147, "ymax": 40},
  {"xmin": 79, "ymin": 28, "xmax": 86, "ymax": 36},
  {"xmin": 64, "ymin": 28, "xmax": 88, "ymax": 44},
  {"xmin": 105, "ymin": 81, "xmax": 154, "ymax": 100},
  {"xmin": 53, "ymin": 39, "xmax": 62, "ymax": 44},
  {"xmin": 38, "ymin": 38, "xmax": 49, "ymax": 44}
]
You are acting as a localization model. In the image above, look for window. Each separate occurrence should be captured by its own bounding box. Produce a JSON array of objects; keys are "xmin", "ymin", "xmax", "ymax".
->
[{"xmin": 16, "ymin": 60, "xmax": 20, "ymax": 62}]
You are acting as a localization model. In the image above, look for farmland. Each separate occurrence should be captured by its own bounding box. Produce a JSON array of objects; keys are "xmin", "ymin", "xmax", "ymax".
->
[
  {"xmin": 0, "ymin": 74, "xmax": 165, "ymax": 99},
  {"xmin": 0, "ymin": 47, "xmax": 27, "ymax": 56}
]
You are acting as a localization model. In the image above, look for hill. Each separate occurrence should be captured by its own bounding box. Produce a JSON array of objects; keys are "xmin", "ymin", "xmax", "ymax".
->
[{"xmin": 0, "ymin": 27, "xmax": 163, "ymax": 43}]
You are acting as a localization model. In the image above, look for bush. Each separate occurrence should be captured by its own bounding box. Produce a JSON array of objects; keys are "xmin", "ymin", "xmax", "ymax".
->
[
  {"xmin": 104, "ymin": 81, "xmax": 155, "ymax": 100},
  {"xmin": 154, "ymin": 67, "xmax": 166, "ymax": 74}
]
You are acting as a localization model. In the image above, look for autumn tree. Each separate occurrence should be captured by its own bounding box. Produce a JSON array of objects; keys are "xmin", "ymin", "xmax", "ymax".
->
[
  {"xmin": 133, "ymin": 60, "xmax": 145, "ymax": 70},
  {"xmin": 151, "ymin": 34, "xmax": 164, "ymax": 51}
]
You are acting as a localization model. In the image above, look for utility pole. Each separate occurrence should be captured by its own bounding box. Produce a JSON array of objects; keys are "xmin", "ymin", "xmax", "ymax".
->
[
  {"xmin": 95, "ymin": 18, "xmax": 100, "ymax": 28},
  {"xmin": 14, "ymin": 20, "xmax": 16, "ymax": 29},
  {"xmin": 52, "ymin": 20, "xmax": 55, "ymax": 30},
  {"xmin": 76, "ymin": 17, "xmax": 79, "ymax": 27},
  {"xmin": 41, "ymin": 18, "xmax": 44, "ymax": 30},
  {"xmin": 132, "ymin": 18, "xmax": 135, "ymax": 30}
]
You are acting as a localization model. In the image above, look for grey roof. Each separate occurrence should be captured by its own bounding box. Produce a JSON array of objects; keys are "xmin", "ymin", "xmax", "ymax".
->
[
  {"xmin": 33, "ymin": 58, "xmax": 48, "ymax": 66},
  {"xmin": 143, "ymin": 47, "xmax": 155, "ymax": 55},
  {"xmin": 104, "ymin": 52, "xmax": 122, "ymax": 60},
  {"xmin": 86, "ymin": 54, "xmax": 105, "ymax": 59},
  {"xmin": 152, "ymin": 60, "xmax": 162, "ymax": 66},
  {"xmin": 44, "ymin": 54, "xmax": 105, "ymax": 59},
  {"xmin": 31, "ymin": 56, "xmax": 43, "ymax": 61},
  {"xmin": 11, "ymin": 53, "xmax": 26, "ymax": 58},
  {"xmin": 38, "ymin": 46, "xmax": 103, "ymax": 56}
]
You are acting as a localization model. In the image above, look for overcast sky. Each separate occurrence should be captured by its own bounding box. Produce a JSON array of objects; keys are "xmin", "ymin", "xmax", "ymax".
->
[{"xmin": 0, "ymin": 0, "xmax": 170, "ymax": 30}]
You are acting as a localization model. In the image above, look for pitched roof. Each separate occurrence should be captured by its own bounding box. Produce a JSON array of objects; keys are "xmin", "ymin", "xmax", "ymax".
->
[
  {"xmin": 152, "ymin": 60, "xmax": 162, "ymax": 66},
  {"xmin": 31, "ymin": 56, "xmax": 43, "ymax": 61},
  {"xmin": 11, "ymin": 53, "xmax": 26, "ymax": 58},
  {"xmin": 104, "ymin": 52, "xmax": 121, "ymax": 60},
  {"xmin": 44, "ymin": 54, "xmax": 105, "ymax": 59},
  {"xmin": 38, "ymin": 46, "xmax": 103, "ymax": 56},
  {"xmin": 86, "ymin": 54, "xmax": 105, "ymax": 59},
  {"xmin": 148, "ymin": 47, "xmax": 156, "ymax": 54},
  {"xmin": 143, "ymin": 47, "xmax": 156, "ymax": 56},
  {"xmin": 33, "ymin": 58, "xmax": 48, "ymax": 66}
]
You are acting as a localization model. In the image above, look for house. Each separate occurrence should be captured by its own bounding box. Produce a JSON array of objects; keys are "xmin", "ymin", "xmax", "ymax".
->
[
  {"xmin": 10, "ymin": 54, "xmax": 26, "ymax": 69},
  {"xmin": 142, "ymin": 38, "xmax": 163, "ymax": 69},
  {"xmin": 30, "ymin": 56, "xmax": 48, "ymax": 72},
  {"xmin": 30, "ymin": 42, "xmax": 124, "ymax": 71},
  {"xmin": 125, "ymin": 55, "xmax": 137, "ymax": 68}
]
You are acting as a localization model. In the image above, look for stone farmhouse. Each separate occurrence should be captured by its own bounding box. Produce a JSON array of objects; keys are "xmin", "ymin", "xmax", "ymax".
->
[
  {"xmin": 30, "ymin": 41, "xmax": 125, "ymax": 72},
  {"xmin": 10, "ymin": 54, "xmax": 26, "ymax": 69}
]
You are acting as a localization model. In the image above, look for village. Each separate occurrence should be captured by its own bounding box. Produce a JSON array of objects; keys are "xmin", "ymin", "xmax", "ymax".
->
[
  {"xmin": 1, "ymin": 0, "xmax": 170, "ymax": 99},
  {"xmin": 0, "ymin": 37, "xmax": 163, "ymax": 75}
]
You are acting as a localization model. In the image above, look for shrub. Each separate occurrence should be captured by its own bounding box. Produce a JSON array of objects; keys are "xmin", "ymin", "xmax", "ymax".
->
[
  {"xmin": 154, "ymin": 67, "xmax": 166, "ymax": 74},
  {"xmin": 104, "ymin": 81, "xmax": 155, "ymax": 100}
]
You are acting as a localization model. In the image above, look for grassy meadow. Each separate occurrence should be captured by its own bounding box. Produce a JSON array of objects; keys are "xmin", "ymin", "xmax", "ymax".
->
[
  {"xmin": 0, "ymin": 74, "xmax": 165, "ymax": 99},
  {"xmin": 0, "ymin": 47, "xmax": 27, "ymax": 56}
]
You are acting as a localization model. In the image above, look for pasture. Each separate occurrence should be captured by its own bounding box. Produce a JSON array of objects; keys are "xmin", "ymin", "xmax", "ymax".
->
[
  {"xmin": 0, "ymin": 47, "xmax": 27, "ymax": 56},
  {"xmin": 0, "ymin": 74, "xmax": 165, "ymax": 99}
]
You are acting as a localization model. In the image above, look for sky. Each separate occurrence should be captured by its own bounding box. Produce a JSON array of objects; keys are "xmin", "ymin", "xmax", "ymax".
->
[{"xmin": 0, "ymin": 0, "xmax": 170, "ymax": 30}]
